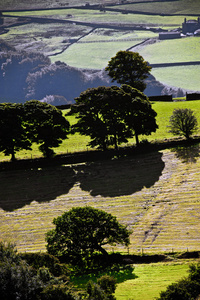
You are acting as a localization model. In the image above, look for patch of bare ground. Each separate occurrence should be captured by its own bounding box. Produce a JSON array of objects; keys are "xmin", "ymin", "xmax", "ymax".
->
[{"xmin": 0, "ymin": 147, "xmax": 200, "ymax": 253}]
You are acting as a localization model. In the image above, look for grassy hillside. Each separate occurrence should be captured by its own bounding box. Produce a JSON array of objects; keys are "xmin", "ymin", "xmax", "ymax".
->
[
  {"xmin": 1, "ymin": 102, "xmax": 200, "ymax": 254},
  {"xmin": 1, "ymin": 146, "xmax": 200, "ymax": 254},
  {"xmin": 116, "ymin": 0, "xmax": 200, "ymax": 15}
]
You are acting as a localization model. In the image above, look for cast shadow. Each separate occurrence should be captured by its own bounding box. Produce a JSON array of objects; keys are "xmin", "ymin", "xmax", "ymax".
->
[
  {"xmin": 0, "ymin": 165, "xmax": 76, "ymax": 211},
  {"xmin": 171, "ymin": 144, "xmax": 200, "ymax": 163},
  {"xmin": 76, "ymin": 151, "xmax": 165, "ymax": 197}
]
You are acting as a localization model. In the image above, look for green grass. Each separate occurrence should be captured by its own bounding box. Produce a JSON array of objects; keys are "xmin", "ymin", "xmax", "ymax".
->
[
  {"xmin": 139, "ymin": 37, "xmax": 200, "ymax": 64},
  {"xmin": 1, "ymin": 144, "xmax": 200, "ymax": 253},
  {"xmin": 50, "ymin": 29, "xmax": 158, "ymax": 68},
  {"xmin": 151, "ymin": 65, "xmax": 200, "ymax": 92},
  {"xmin": 1, "ymin": 100, "xmax": 200, "ymax": 162},
  {"xmin": 71, "ymin": 261, "xmax": 192, "ymax": 300},
  {"xmin": 149, "ymin": 100, "xmax": 200, "ymax": 141},
  {"xmin": 116, "ymin": 0, "xmax": 200, "ymax": 15},
  {"xmin": 0, "ymin": 0, "xmax": 102, "ymax": 10},
  {"xmin": 4, "ymin": 10, "xmax": 191, "ymax": 27},
  {"xmin": 115, "ymin": 262, "xmax": 191, "ymax": 300},
  {"xmin": 51, "ymin": 39, "xmax": 142, "ymax": 69}
]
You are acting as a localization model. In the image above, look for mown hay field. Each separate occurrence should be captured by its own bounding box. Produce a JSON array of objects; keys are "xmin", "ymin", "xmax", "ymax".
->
[{"xmin": 1, "ymin": 145, "xmax": 200, "ymax": 255}]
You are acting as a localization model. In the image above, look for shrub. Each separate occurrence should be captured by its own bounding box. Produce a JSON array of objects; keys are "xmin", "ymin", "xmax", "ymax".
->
[{"xmin": 168, "ymin": 108, "xmax": 198, "ymax": 139}]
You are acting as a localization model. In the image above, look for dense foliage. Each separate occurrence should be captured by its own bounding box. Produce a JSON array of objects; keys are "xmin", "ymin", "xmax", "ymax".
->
[
  {"xmin": 0, "ymin": 101, "xmax": 70, "ymax": 160},
  {"xmin": 69, "ymin": 84, "xmax": 158, "ymax": 149},
  {"xmin": 0, "ymin": 46, "xmax": 111, "ymax": 105},
  {"xmin": 0, "ymin": 242, "xmax": 125, "ymax": 300},
  {"xmin": 0, "ymin": 103, "xmax": 32, "ymax": 161},
  {"xmin": 168, "ymin": 108, "xmax": 198, "ymax": 140},
  {"xmin": 24, "ymin": 100, "xmax": 70, "ymax": 158},
  {"xmin": 46, "ymin": 207, "xmax": 131, "ymax": 265},
  {"xmin": 105, "ymin": 51, "xmax": 152, "ymax": 92}
]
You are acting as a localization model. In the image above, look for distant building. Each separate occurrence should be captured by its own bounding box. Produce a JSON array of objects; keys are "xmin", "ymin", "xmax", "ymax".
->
[
  {"xmin": 182, "ymin": 17, "xmax": 200, "ymax": 34},
  {"xmin": 159, "ymin": 31, "xmax": 181, "ymax": 40}
]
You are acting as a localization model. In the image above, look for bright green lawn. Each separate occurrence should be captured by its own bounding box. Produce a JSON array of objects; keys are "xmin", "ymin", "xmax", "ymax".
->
[
  {"xmin": 115, "ymin": 262, "xmax": 190, "ymax": 300},
  {"xmin": 139, "ymin": 37, "xmax": 200, "ymax": 64},
  {"xmin": 149, "ymin": 100, "xmax": 200, "ymax": 141},
  {"xmin": 151, "ymin": 65, "xmax": 200, "ymax": 92},
  {"xmin": 51, "ymin": 40, "xmax": 141, "ymax": 69}
]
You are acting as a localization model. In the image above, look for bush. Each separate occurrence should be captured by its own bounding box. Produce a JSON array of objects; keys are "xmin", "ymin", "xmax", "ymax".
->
[
  {"xmin": 168, "ymin": 108, "xmax": 198, "ymax": 140},
  {"xmin": 86, "ymin": 275, "xmax": 117, "ymax": 300},
  {"xmin": 40, "ymin": 284, "xmax": 77, "ymax": 300},
  {"xmin": 20, "ymin": 252, "xmax": 68, "ymax": 277}
]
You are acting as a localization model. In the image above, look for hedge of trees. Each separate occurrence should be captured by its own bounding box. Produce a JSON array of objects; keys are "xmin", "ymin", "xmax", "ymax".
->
[{"xmin": 0, "ymin": 100, "xmax": 70, "ymax": 161}]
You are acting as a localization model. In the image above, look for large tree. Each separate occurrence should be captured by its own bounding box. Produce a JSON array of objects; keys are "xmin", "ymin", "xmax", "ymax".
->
[
  {"xmin": 69, "ymin": 85, "xmax": 158, "ymax": 149},
  {"xmin": 46, "ymin": 206, "xmax": 131, "ymax": 261},
  {"xmin": 0, "ymin": 103, "xmax": 31, "ymax": 161},
  {"xmin": 105, "ymin": 51, "xmax": 152, "ymax": 92},
  {"xmin": 24, "ymin": 100, "xmax": 70, "ymax": 158},
  {"xmin": 168, "ymin": 108, "xmax": 198, "ymax": 140},
  {"xmin": 121, "ymin": 84, "xmax": 158, "ymax": 145}
]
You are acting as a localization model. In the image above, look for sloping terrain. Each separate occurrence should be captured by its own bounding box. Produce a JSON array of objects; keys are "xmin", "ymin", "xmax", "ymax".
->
[{"xmin": 0, "ymin": 146, "xmax": 200, "ymax": 253}]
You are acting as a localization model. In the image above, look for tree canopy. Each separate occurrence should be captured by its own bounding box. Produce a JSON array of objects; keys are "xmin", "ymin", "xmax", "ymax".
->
[
  {"xmin": 24, "ymin": 100, "xmax": 70, "ymax": 158},
  {"xmin": 46, "ymin": 206, "xmax": 131, "ymax": 261},
  {"xmin": 105, "ymin": 51, "xmax": 152, "ymax": 92},
  {"xmin": 69, "ymin": 85, "xmax": 158, "ymax": 149},
  {"xmin": 168, "ymin": 108, "xmax": 198, "ymax": 140},
  {"xmin": 0, "ymin": 101, "xmax": 70, "ymax": 160},
  {"xmin": 0, "ymin": 103, "xmax": 31, "ymax": 161}
]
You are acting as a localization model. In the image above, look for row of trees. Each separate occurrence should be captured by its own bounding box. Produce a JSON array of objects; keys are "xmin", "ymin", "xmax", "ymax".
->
[
  {"xmin": 0, "ymin": 51, "xmax": 198, "ymax": 161},
  {"xmin": 0, "ymin": 101, "xmax": 69, "ymax": 161}
]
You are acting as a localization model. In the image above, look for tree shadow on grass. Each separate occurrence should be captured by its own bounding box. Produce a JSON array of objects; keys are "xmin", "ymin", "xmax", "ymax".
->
[
  {"xmin": 171, "ymin": 144, "xmax": 200, "ymax": 163},
  {"xmin": 0, "ymin": 165, "xmax": 76, "ymax": 211},
  {"xmin": 76, "ymin": 151, "xmax": 165, "ymax": 197},
  {"xmin": 71, "ymin": 265, "xmax": 137, "ymax": 290},
  {"xmin": 0, "ymin": 150, "xmax": 165, "ymax": 211}
]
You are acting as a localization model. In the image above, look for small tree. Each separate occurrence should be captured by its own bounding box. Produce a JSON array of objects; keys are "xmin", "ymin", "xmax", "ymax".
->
[
  {"xmin": 24, "ymin": 100, "xmax": 70, "ymax": 158},
  {"xmin": 168, "ymin": 108, "xmax": 198, "ymax": 140},
  {"xmin": 105, "ymin": 51, "xmax": 152, "ymax": 92},
  {"xmin": 46, "ymin": 207, "xmax": 131, "ymax": 262}
]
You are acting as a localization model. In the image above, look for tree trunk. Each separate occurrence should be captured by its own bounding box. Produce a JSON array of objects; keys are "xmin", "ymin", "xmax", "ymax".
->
[
  {"xmin": 135, "ymin": 133, "xmax": 139, "ymax": 146},
  {"xmin": 96, "ymin": 244, "xmax": 109, "ymax": 256},
  {"xmin": 11, "ymin": 148, "xmax": 16, "ymax": 162},
  {"xmin": 114, "ymin": 134, "xmax": 118, "ymax": 151}
]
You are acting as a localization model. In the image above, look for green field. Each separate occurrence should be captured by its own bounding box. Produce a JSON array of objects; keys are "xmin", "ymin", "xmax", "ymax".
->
[
  {"xmin": 116, "ymin": 0, "xmax": 200, "ymax": 15},
  {"xmin": 151, "ymin": 66, "xmax": 200, "ymax": 92},
  {"xmin": 1, "ymin": 102, "xmax": 200, "ymax": 256},
  {"xmin": 115, "ymin": 262, "xmax": 190, "ymax": 300},
  {"xmin": 139, "ymin": 37, "xmax": 200, "ymax": 64},
  {"xmin": 2, "ymin": 1, "xmax": 200, "ymax": 91},
  {"xmin": 1, "ymin": 100, "xmax": 200, "ymax": 162}
]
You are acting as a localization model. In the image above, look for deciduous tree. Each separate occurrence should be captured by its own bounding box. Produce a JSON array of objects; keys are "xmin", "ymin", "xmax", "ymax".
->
[
  {"xmin": 168, "ymin": 108, "xmax": 198, "ymax": 140},
  {"xmin": 46, "ymin": 206, "xmax": 131, "ymax": 262},
  {"xmin": 0, "ymin": 103, "xmax": 31, "ymax": 161},
  {"xmin": 24, "ymin": 100, "xmax": 70, "ymax": 158},
  {"xmin": 69, "ymin": 85, "xmax": 158, "ymax": 149},
  {"xmin": 105, "ymin": 51, "xmax": 152, "ymax": 91}
]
